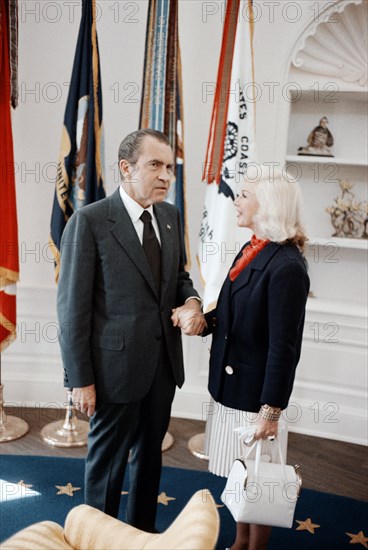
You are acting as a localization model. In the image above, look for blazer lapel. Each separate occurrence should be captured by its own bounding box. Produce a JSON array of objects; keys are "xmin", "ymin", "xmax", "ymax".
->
[
  {"xmin": 154, "ymin": 204, "xmax": 174, "ymax": 303},
  {"xmin": 231, "ymin": 242, "xmax": 282, "ymax": 295},
  {"xmin": 108, "ymin": 189, "xmax": 158, "ymax": 298}
]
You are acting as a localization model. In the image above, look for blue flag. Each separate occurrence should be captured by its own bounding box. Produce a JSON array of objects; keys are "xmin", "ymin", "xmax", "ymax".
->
[{"xmin": 50, "ymin": 0, "xmax": 105, "ymax": 282}]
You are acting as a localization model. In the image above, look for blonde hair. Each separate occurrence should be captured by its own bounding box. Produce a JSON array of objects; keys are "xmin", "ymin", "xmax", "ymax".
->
[{"xmin": 248, "ymin": 165, "xmax": 307, "ymax": 250}]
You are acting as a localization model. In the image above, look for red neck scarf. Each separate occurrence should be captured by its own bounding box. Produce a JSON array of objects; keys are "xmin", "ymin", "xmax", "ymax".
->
[{"xmin": 229, "ymin": 235, "xmax": 270, "ymax": 281}]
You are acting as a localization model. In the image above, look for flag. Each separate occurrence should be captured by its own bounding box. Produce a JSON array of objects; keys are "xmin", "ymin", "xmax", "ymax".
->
[
  {"xmin": 198, "ymin": 0, "xmax": 257, "ymax": 311},
  {"xmin": 50, "ymin": 0, "xmax": 105, "ymax": 283},
  {"xmin": 0, "ymin": 0, "xmax": 19, "ymax": 351},
  {"xmin": 140, "ymin": 0, "xmax": 190, "ymax": 266}
]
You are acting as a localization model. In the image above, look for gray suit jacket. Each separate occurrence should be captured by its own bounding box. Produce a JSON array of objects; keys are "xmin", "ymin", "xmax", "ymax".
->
[{"xmin": 57, "ymin": 189, "xmax": 199, "ymax": 403}]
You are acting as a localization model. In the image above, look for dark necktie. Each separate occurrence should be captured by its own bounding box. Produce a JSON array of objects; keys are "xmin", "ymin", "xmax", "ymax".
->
[{"xmin": 140, "ymin": 210, "xmax": 162, "ymax": 293}]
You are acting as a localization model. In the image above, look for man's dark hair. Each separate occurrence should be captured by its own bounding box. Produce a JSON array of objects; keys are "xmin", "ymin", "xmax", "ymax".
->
[{"xmin": 118, "ymin": 129, "xmax": 171, "ymax": 168}]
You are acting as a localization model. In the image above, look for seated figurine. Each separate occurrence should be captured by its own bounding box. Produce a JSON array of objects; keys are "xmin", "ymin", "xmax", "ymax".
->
[{"xmin": 298, "ymin": 116, "xmax": 334, "ymax": 157}]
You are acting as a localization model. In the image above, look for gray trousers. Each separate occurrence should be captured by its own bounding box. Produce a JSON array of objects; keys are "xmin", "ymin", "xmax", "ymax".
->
[{"xmin": 84, "ymin": 343, "xmax": 176, "ymax": 532}]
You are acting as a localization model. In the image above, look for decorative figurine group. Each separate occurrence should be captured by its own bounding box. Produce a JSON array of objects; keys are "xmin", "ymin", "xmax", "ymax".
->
[
  {"xmin": 326, "ymin": 180, "xmax": 368, "ymax": 239},
  {"xmin": 297, "ymin": 117, "xmax": 367, "ymax": 239}
]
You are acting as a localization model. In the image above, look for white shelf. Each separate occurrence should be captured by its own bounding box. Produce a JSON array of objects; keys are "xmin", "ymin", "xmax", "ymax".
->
[
  {"xmin": 307, "ymin": 236, "xmax": 368, "ymax": 250},
  {"xmin": 286, "ymin": 155, "xmax": 368, "ymax": 167},
  {"xmin": 290, "ymin": 89, "xmax": 368, "ymax": 102}
]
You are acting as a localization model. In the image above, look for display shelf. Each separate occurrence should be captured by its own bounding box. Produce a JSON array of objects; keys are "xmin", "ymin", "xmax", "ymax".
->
[
  {"xmin": 290, "ymin": 89, "xmax": 368, "ymax": 102},
  {"xmin": 286, "ymin": 88, "xmax": 367, "ymax": 164},
  {"xmin": 286, "ymin": 155, "xmax": 368, "ymax": 167},
  {"xmin": 307, "ymin": 236, "xmax": 368, "ymax": 250}
]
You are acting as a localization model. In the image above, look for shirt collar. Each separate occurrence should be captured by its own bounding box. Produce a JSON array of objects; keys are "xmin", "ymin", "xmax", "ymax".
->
[{"xmin": 119, "ymin": 185, "xmax": 154, "ymax": 222}]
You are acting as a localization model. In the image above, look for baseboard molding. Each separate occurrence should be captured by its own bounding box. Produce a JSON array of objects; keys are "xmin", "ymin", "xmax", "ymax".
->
[
  {"xmin": 171, "ymin": 387, "xmax": 367, "ymax": 446},
  {"xmin": 280, "ymin": 398, "xmax": 367, "ymax": 446},
  {"xmin": 172, "ymin": 386, "xmax": 211, "ymax": 422},
  {"xmin": 3, "ymin": 287, "xmax": 367, "ymax": 445},
  {"xmin": 3, "ymin": 385, "xmax": 366, "ymax": 446}
]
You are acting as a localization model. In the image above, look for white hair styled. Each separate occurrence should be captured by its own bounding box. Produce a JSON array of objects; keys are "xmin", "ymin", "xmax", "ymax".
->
[{"xmin": 247, "ymin": 165, "xmax": 307, "ymax": 249}]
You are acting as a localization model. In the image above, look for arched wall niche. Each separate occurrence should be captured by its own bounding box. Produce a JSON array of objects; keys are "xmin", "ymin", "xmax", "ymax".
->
[{"xmin": 288, "ymin": 0, "xmax": 367, "ymax": 90}]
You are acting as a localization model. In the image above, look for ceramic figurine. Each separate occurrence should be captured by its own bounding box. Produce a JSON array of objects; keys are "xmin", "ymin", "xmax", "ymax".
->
[{"xmin": 298, "ymin": 116, "xmax": 334, "ymax": 157}]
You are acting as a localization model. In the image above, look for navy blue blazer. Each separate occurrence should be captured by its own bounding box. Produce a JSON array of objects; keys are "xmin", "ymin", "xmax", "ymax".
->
[{"xmin": 205, "ymin": 241, "xmax": 310, "ymax": 412}]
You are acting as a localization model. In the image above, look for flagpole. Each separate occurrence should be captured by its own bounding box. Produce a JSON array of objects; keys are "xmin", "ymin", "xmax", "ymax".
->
[
  {"xmin": 0, "ymin": 353, "xmax": 29, "ymax": 443},
  {"xmin": 41, "ymin": 0, "xmax": 99, "ymax": 448},
  {"xmin": 188, "ymin": 0, "xmax": 242, "ymax": 461},
  {"xmin": 138, "ymin": 0, "xmax": 196, "ymax": 452},
  {"xmin": 0, "ymin": 0, "xmax": 28, "ymax": 444},
  {"xmin": 190, "ymin": 0, "xmax": 256, "ymax": 460}
]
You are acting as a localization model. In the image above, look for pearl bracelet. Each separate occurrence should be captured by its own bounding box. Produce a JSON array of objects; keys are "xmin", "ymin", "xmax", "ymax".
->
[{"xmin": 260, "ymin": 404, "xmax": 282, "ymax": 422}]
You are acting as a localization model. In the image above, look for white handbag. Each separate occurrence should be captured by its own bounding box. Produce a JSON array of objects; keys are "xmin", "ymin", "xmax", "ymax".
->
[{"xmin": 221, "ymin": 437, "xmax": 302, "ymax": 528}]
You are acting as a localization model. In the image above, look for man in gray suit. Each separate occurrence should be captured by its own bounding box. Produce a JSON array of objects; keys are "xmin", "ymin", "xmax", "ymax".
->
[{"xmin": 57, "ymin": 129, "xmax": 205, "ymax": 532}]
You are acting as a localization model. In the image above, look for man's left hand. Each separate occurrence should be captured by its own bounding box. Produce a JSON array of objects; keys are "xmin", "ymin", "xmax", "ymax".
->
[{"xmin": 72, "ymin": 385, "xmax": 96, "ymax": 418}]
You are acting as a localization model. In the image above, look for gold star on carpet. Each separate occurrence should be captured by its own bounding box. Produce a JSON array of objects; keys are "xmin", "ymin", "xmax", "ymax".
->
[
  {"xmin": 17, "ymin": 480, "xmax": 33, "ymax": 489},
  {"xmin": 121, "ymin": 491, "xmax": 129, "ymax": 495},
  {"xmin": 55, "ymin": 483, "xmax": 81, "ymax": 497},
  {"xmin": 157, "ymin": 492, "xmax": 176, "ymax": 506},
  {"xmin": 346, "ymin": 531, "xmax": 368, "ymax": 548},
  {"xmin": 296, "ymin": 518, "xmax": 320, "ymax": 534}
]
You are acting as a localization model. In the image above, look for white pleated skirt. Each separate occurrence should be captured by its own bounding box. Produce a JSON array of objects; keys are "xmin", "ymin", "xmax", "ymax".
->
[{"xmin": 204, "ymin": 399, "xmax": 288, "ymax": 478}]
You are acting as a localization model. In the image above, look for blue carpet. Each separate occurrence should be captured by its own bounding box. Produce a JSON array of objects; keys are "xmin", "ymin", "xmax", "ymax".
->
[{"xmin": 0, "ymin": 455, "xmax": 367, "ymax": 549}]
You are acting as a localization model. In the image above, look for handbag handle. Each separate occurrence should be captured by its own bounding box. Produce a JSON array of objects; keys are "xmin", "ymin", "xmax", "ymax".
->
[{"xmin": 253, "ymin": 437, "xmax": 287, "ymax": 482}]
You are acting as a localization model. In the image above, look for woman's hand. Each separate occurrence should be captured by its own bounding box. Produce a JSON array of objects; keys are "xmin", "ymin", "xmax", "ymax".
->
[
  {"xmin": 254, "ymin": 418, "xmax": 279, "ymax": 440},
  {"xmin": 171, "ymin": 302, "xmax": 207, "ymax": 335}
]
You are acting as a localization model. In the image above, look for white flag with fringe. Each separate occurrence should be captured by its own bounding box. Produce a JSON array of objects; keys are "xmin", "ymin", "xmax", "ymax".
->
[{"xmin": 198, "ymin": 0, "xmax": 257, "ymax": 311}]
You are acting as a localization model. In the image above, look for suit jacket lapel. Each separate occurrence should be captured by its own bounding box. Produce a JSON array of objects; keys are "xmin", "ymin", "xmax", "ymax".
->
[
  {"xmin": 154, "ymin": 203, "xmax": 174, "ymax": 303},
  {"xmin": 108, "ymin": 189, "xmax": 159, "ymax": 298}
]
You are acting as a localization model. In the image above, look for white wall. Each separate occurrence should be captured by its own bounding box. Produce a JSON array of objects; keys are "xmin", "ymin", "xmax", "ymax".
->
[{"xmin": 3, "ymin": 0, "xmax": 367, "ymax": 445}]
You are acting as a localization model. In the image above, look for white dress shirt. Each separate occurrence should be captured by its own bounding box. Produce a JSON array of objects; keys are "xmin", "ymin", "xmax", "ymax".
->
[
  {"xmin": 119, "ymin": 186, "xmax": 161, "ymax": 245},
  {"xmin": 119, "ymin": 185, "xmax": 201, "ymax": 307}
]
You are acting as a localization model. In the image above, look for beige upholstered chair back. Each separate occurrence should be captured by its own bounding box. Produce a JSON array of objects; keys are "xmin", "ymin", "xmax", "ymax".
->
[{"xmin": 2, "ymin": 489, "xmax": 220, "ymax": 550}]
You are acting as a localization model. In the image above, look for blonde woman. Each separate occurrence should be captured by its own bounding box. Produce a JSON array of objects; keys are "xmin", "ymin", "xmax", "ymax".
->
[{"xmin": 177, "ymin": 167, "xmax": 310, "ymax": 550}]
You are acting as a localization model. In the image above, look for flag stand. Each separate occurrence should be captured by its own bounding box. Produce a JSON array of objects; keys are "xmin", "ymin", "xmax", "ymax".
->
[
  {"xmin": 41, "ymin": 389, "xmax": 89, "ymax": 447},
  {"xmin": 0, "ymin": 384, "xmax": 29, "ymax": 443},
  {"xmin": 162, "ymin": 431, "xmax": 174, "ymax": 452},
  {"xmin": 39, "ymin": 389, "xmax": 174, "ymax": 451},
  {"xmin": 40, "ymin": 394, "xmax": 174, "ymax": 451},
  {"xmin": 0, "ymin": 348, "xmax": 30, "ymax": 442},
  {"xmin": 187, "ymin": 432, "xmax": 209, "ymax": 460}
]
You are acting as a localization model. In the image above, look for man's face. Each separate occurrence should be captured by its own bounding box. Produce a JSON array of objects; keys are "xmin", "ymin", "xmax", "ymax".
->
[{"xmin": 120, "ymin": 136, "xmax": 174, "ymax": 208}]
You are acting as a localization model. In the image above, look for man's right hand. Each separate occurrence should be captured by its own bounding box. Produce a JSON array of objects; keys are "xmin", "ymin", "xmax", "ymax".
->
[{"xmin": 72, "ymin": 385, "xmax": 96, "ymax": 417}]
